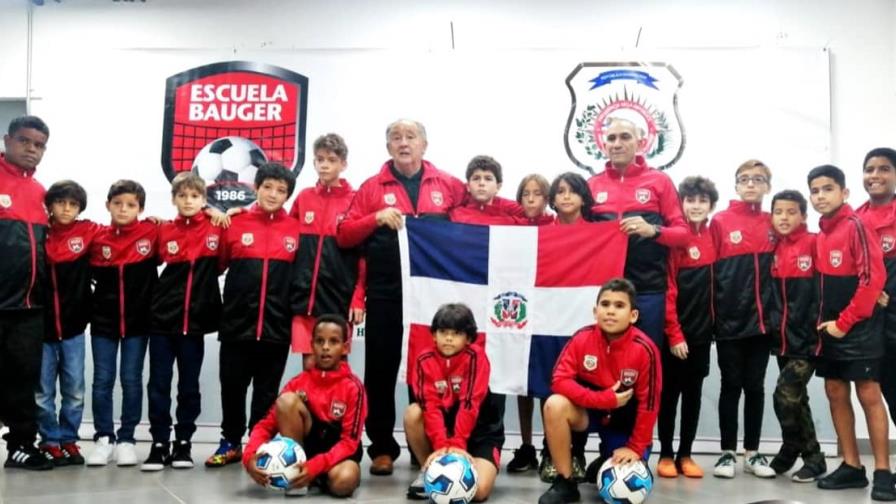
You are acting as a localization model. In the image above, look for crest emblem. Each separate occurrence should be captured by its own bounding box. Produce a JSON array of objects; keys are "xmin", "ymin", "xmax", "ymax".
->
[
  {"xmin": 435, "ymin": 380, "xmax": 448, "ymax": 395},
  {"xmin": 688, "ymin": 246, "xmax": 701, "ymax": 260},
  {"xmin": 583, "ymin": 354, "xmax": 598, "ymax": 371},
  {"xmin": 384, "ymin": 193, "xmax": 397, "ymax": 206},
  {"xmin": 330, "ymin": 400, "xmax": 346, "ymax": 419},
  {"xmin": 0, "ymin": 194, "xmax": 11, "ymax": 208},
  {"xmin": 595, "ymin": 191, "xmax": 608, "ymax": 204},
  {"xmin": 431, "ymin": 191, "xmax": 444, "ymax": 206},
  {"xmin": 67, "ymin": 237, "xmax": 84, "ymax": 254},
  {"xmin": 206, "ymin": 234, "xmax": 219, "ymax": 250},
  {"xmin": 635, "ymin": 188, "xmax": 651, "ymax": 204},
  {"xmin": 102, "ymin": 246, "xmax": 112, "ymax": 260},
  {"xmin": 489, "ymin": 291, "xmax": 529, "ymax": 330},
  {"xmin": 283, "ymin": 236, "xmax": 297, "ymax": 252},
  {"xmin": 621, "ymin": 368, "xmax": 639, "ymax": 387},
  {"xmin": 798, "ymin": 255, "xmax": 812, "ymax": 272},
  {"xmin": 160, "ymin": 61, "xmax": 308, "ymax": 211},
  {"xmin": 167, "ymin": 240, "xmax": 179, "ymax": 255},
  {"xmin": 830, "ymin": 250, "xmax": 843, "ymax": 268},
  {"xmin": 304, "ymin": 211, "xmax": 314, "ymax": 224},
  {"xmin": 241, "ymin": 232, "xmax": 254, "ymax": 246},
  {"xmin": 564, "ymin": 62, "xmax": 685, "ymax": 174},
  {"xmin": 450, "ymin": 375, "xmax": 462, "ymax": 393},
  {"xmin": 136, "ymin": 239, "xmax": 152, "ymax": 256},
  {"xmin": 729, "ymin": 230, "xmax": 743, "ymax": 244},
  {"xmin": 883, "ymin": 235, "xmax": 895, "ymax": 253}
]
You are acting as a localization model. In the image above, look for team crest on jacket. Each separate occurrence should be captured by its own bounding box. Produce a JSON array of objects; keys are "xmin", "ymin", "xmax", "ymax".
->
[
  {"xmin": 450, "ymin": 375, "xmax": 462, "ymax": 393},
  {"xmin": 431, "ymin": 191, "xmax": 443, "ymax": 206},
  {"xmin": 283, "ymin": 236, "xmax": 297, "ymax": 252},
  {"xmin": 167, "ymin": 240, "xmax": 180, "ymax": 255},
  {"xmin": 564, "ymin": 62, "xmax": 685, "ymax": 174},
  {"xmin": 435, "ymin": 380, "xmax": 448, "ymax": 395},
  {"xmin": 635, "ymin": 188, "xmax": 651, "ymax": 204},
  {"xmin": 489, "ymin": 291, "xmax": 528, "ymax": 330},
  {"xmin": 330, "ymin": 400, "xmax": 347, "ymax": 419},
  {"xmin": 241, "ymin": 232, "xmax": 254, "ymax": 246},
  {"xmin": 830, "ymin": 250, "xmax": 843, "ymax": 268},
  {"xmin": 304, "ymin": 211, "xmax": 314, "ymax": 224},
  {"xmin": 384, "ymin": 193, "xmax": 397, "ymax": 206},
  {"xmin": 0, "ymin": 194, "xmax": 10, "ymax": 208},
  {"xmin": 206, "ymin": 234, "xmax": 219, "ymax": 250},
  {"xmin": 583, "ymin": 354, "xmax": 598, "ymax": 371},
  {"xmin": 136, "ymin": 239, "xmax": 152, "ymax": 256},
  {"xmin": 595, "ymin": 191, "xmax": 608, "ymax": 204},
  {"xmin": 798, "ymin": 255, "xmax": 812, "ymax": 272},
  {"xmin": 883, "ymin": 235, "xmax": 895, "ymax": 253},
  {"xmin": 102, "ymin": 246, "xmax": 112, "ymax": 260},
  {"xmin": 688, "ymin": 246, "xmax": 701, "ymax": 260},
  {"xmin": 68, "ymin": 237, "xmax": 84, "ymax": 254},
  {"xmin": 621, "ymin": 368, "xmax": 639, "ymax": 386},
  {"xmin": 729, "ymin": 230, "xmax": 743, "ymax": 244}
]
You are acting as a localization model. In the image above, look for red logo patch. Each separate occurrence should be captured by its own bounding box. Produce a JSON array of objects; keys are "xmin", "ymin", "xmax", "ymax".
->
[
  {"xmin": 67, "ymin": 237, "xmax": 84, "ymax": 254},
  {"xmin": 635, "ymin": 188, "xmax": 651, "ymax": 204},
  {"xmin": 283, "ymin": 236, "xmax": 297, "ymax": 252},
  {"xmin": 883, "ymin": 235, "xmax": 895, "ymax": 253},
  {"xmin": 206, "ymin": 234, "xmax": 219, "ymax": 251},
  {"xmin": 830, "ymin": 250, "xmax": 842, "ymax": 268},
  {"xmin": 798, "ymin": 255, "xmax": 812, "ymax": 272},
  {"xmin": 621, "ymin": 368, "xmax": 639, "ymax": 387},
  {"xmin": 136, "ymin": 239, "xmax": 152, "ymax": 256},
  {"xmin": 330, "ymin": 400, "xmax": 346, "ymax": 419}
]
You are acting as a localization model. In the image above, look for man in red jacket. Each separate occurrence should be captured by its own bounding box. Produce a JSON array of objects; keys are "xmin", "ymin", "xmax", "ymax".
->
[
  {"xmin": 0, "ymin": 115, "xmax": 53, "ymax": 470},
  {"xmin": 337, "ymin": 119, "xmax": 466, "ymax": 475}
]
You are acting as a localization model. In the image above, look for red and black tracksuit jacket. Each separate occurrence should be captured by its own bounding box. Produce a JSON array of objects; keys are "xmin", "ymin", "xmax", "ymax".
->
[
  {"xmin": 243, "ymin": 361, "xmax": 366, "ymax": 479},
  {"xmin": 89, "ymin": 220, "xmax": 159, "ymax": 337},
  {"xmin": 664, "ymin": 221, "xmax": 716, "ymax": 347},
  {"xmin": 0, "ymin": 154, "xmax": 47, "ymax": 312},
  {"xmin": 151, "ymin": 213, "xmax": 222, "ymax": 336},
  {"xmin": 288, "ymin": 180, "xmax": 364, "ymax": 319},
  {"xmin": 336, "ymin": 160, "xmax": 466, "ymax": 300},
  {"xmin": 769, "ymin": 225, "xmax": 819, "ymax": 358},
  {"xmin": 412, "ymin": 344, "xmax": 493, "ymax": 451},
  {"xmin": 552, "ymin": 324, "xmax": 661, "ymax": 455},
  {"xmin": 587, "ymin": 156, "xmax": 689, "ymax": 294},
  {"xmin": 45, "ymin": 220, "xmax": 102, "ymax": 340},
  {"xmin": 815, "ymin": 204, "xmax": 885, "ymax": 361},
  {"xmin": 710, "ymin": 200, "xmax": 775, "ymax": 340},
  {"xmin": 856, "ymin": 200, "xmax": 896, "ymax": 346},
  {"xmin": 219, "ymin": 205, "xmax": 301, "ymax": 344},
  {"xmin": 448, "ymin": 196, "xmax": 527, "ymax": 225}
]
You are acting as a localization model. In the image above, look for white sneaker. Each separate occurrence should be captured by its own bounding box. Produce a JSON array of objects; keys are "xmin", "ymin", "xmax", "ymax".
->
[
  {"xmin": 86, "ymin": 436, "xmax": 115, "ymax": 466},
  {"xmin": 744, "ymin": 451, "xmax": 776, "ymax": 478},
  {"xmin": 115, "ymin": 442, "xmax": 138, "ymax": 467},
  {"xmin": 285, "ymin": 486, "xmax": 308, "ymax": 497},
  {"xmin": 713, "ymin": 450, "xmax": 736, "ymax": 478},
  {"xmin": 407, "ymin": 471, "xmax": 426, "ymax": 499}
]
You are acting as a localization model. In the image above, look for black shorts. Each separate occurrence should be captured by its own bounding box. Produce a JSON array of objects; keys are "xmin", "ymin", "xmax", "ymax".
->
[
  {"xmin": 441, "ymin": 400, "xmax": 504, "ymax": 469},
  {"xmin": 815, "ymin": 358, "xmax": 881, "ymax": 382},
  {"xmin": 304, "ymin": 412, "xmax": 363, "ymax": 465}
]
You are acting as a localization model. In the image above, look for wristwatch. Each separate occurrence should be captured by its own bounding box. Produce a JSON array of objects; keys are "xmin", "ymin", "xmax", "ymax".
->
[{"xmin": 653, "ymin": 224, "xmax": 662, "ymax": 238}]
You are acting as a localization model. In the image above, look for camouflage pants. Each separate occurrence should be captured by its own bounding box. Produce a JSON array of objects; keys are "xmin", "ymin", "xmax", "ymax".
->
[{"xmin": 773, "ymin": 357, "xmax": 823, "ymax": 464}]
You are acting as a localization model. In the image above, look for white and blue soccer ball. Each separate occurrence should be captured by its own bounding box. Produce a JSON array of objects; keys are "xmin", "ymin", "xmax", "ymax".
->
[
  {"xmin": 424, "ymin": 453, "xmax": 478, "ymax": 504},
  {"xmin": 254, "ymin": 435, "xmax": 306, "ymax": 491},
  {"xmin": 597, "ymin": 458, "xmax": 654, "ymax": 504}
]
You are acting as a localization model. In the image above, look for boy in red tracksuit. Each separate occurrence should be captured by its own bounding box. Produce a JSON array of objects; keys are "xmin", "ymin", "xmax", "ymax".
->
[
  {"xmin": 244, "ymin": 314, "xmax": 366, "ymax": 497},
  {"xmin": 206, "ymin": 162, "xmax": 302, "ymax": 468},
  {"xmin": 449, "ymin": 155, "xmax": 526, "ymax": 225},
  {"xmin": 538, "ymin": 278, "xmax": 661, "ymax": 504},
  {"xmin": 404, "ymin": 303, "xmax": 503, "ymax": 502},
  {"xmin": 289, "ymin": 134, "xmax": 365, "ymax": 368},
  {"xmin": 143, "ymin": 172, "xmax": 223, "ymax": 471},
  {"xmin": 766, "ymin": 190, "xmax": 825, "ymax": 482},
  {"xmin": 808, "ymin": 165, "xmax": 895, "ymax": 500},
  {"xmin": 710, "ymin": 159, "xmax": 776, "ymax": 478},
  {"xmin": 657, "ymin": 176, "xmax": 718, "ymax": 479},
  {"xmin": 87, "ymin": 180, "xmax": 159, "ymax": 467}
]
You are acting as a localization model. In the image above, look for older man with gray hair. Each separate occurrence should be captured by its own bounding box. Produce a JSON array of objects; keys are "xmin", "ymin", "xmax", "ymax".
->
[{"xmin": 337, "ymin": 119, "xmax": 466, "ymax": 475}]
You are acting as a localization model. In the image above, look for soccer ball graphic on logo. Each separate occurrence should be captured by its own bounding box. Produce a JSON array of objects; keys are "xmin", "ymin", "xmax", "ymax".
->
[
  {"xmin": 254, "ymin": 435, "xmax": 306, "ymax": 490},
  {"xmin": 424, "ymin": 453, "xmax": 478, "ymax": 504},
  {"xmin": 597, "ymin": 458, "xmax": 654, "ymax": 504},
  {"xmin": 191, "ymin": 136, "xmax": 267, "ymax": 210}
]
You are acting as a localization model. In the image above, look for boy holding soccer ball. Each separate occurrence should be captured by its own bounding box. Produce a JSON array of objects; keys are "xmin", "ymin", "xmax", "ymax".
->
[
  {"xmin": 243, "ymin": 314, "xmax": 367, "ymax": 497},
  {"xmin": 538, "ymin": 278, "xmax": 661, "ymax": 504}
]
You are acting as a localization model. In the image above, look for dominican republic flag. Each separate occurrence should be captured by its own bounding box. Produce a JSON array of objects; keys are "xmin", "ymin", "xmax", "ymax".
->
[{"xmin": 398, "ymin": 217, "xmax": 628, "ymax": 397}]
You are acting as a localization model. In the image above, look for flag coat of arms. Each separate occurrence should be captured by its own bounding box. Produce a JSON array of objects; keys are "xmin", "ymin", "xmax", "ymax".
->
[{"xmin": 398, "ymin": 218, "xmax": 627, "ymax": 396}]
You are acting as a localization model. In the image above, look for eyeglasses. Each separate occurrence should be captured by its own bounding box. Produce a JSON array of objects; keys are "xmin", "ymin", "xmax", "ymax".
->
[{"xmin": 736, "ymin": 175, "xmax": 768, "ymax": 185}]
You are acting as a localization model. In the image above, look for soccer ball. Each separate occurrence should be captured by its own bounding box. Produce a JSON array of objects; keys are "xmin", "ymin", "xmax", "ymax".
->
[
  {"xmin": 424, "ymin": 453, "xmax": 478, "ymax": 504},
  {"xmin": 254, "ymin": 435, "xmax": 306, "ymax": 490},
  {"xmin": 191, "ymin": 136, "xmax": 267, "ymax": 209},
  {"xmin": 596, "ymin": 458, "xmax": 654, "ymax": 504}
]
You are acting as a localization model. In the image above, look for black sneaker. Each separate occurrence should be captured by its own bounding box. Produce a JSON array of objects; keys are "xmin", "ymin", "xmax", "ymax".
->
[
  {"xmin": 170, "ymin": 440, "xmax": 194, "ymax": 469},
  {"xmin": 5, "ymin": 444, "xmax": 54, "ymax": 470},
  {"xmin": 507, "ymin": 443, "xmax": 538, "ymax": 473},
  {"xmin": 872, "ymin": 470, "xmax": 896, "ymax": 501},
  {"xmin": 792, "ymin": 460, "xmax": 827, "ymax": 483},
  {"xmin": 538, "ymin": 475, "xmax": 580, "ymax": 504},
  {"xmin": 61, "ymin": 443, "xmax": 85, "ymax": 465},
  {"xmin": 140, "ymin": 442, "xmax": 170, "ymax": 472},
  {"xmin": 769, "ymin": 448, "xmax": 798, "ymax": 474},
  {"xmin": 817, "ymin": 462, "xmax": 868, "ymax": 490},
  {"xmin": 584, "ymin": 455, "xmax": 606, "ymax": 484}
]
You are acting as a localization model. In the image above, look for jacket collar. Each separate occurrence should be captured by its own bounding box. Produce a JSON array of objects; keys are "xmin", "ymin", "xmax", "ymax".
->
[
  {"xmin": 603, "ymin": 155, "xmax": 648, "ymax": 180},
  {"xmin": 313, "ymin": 178, "xmax": 353, "ymax": 197},
  {"xmin": 0, "ymin": 153, "xmax": 35, "ymax": 178},
  {"xmin": 728, "ymin": 199, "xmax": 763, "ymax": 214},
  {"xmin": 819, "ymin": 203, "xmax": 854, "ymax": 233}
]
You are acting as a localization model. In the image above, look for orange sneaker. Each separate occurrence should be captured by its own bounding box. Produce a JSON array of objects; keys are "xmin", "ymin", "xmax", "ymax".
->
[
  {"xmin": 678, "ymin": 457, "xmax": 704, "ymax": 478},
  {"xmin": 657, "ymin": 457, "xmax": 678, "ymax": 478}
]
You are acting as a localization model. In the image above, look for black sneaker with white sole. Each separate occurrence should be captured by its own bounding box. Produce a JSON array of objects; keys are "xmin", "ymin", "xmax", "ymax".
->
[
  {"xmin": 170, "ymin": 440, "xmax": 194, "ymax": 469},
  {"xmin": 817, "ymin": 462, "xmax": 868, "ymax": 490},
  {"xmin": 791, "ymin": 461, "xmax": 827, "ymax": 483},
  {"xmin": 141, "ymin": 442, "xmax": 170, "ymax": 472},
  {"xmin": 5, "ymin": 444, "xmax": 54, "ymax": 470},
  {"xmin": 538, "ymin": 475, "xmax": 580, "ymax": 504},
  {"xmin": 872, "ymin": 470, "xmax": 896, "ymax": 501}
]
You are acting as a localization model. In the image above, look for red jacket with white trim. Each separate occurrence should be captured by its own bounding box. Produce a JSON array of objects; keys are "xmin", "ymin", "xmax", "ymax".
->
[
  {"xmin": 219, "ymin": 205, "xmax": 301, "ymax": 344},
  {"xmin": 551, "ymin": 324, "xmax": 661, "ymax": 455},
  {"xmin": 664, "ymin": 221, "xmax": 716, "ymax": 347},
  {"xmin": 815, "ymin": 204, "xmax": 885, "ymax": 360},
  {"xmin": 45, "ymin": 219, "xmax": 102, "ymax": 340},
  {"xmin": 0, "ymin": 153, "xmax": 47, "ymax": 311},
  {"xmin": 243, "ymin": 361, "xmax": 367, "ymax": 479},
  {"xmin": 769, "ymin": 225, "xmax": 819, "ymax": 357},
  {"xmin": 587, "ymin": 156, "xmax": 689, "ymax": 294},
  {"xmin": 856, "ymin": 200, "xmax": 896, "ymax": 345},
  {"xmin": 89, "ymin": 220, "xmax": 159, "ymax": 337},
  {"xmin": 448, "ymin": 196, "xmax": 527, "ymax": 225},
  {"xmin": 412, "ymin": 344, "xmax": 491, "ymax": 451},
  {"xmin": 151, "ymin": 212, "xmax": 222, "ymax": 336}
]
